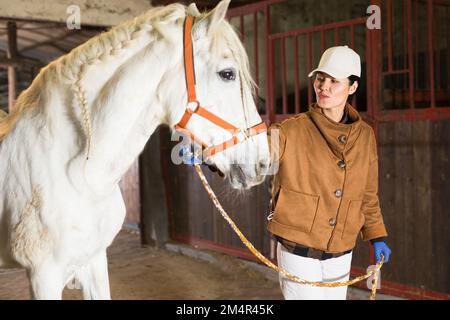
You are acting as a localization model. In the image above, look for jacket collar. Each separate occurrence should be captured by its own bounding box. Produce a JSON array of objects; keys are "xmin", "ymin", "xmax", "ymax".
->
[
  {"xmin": 340, "ymin": 107, "xmax": 350, "ymax": 124},
  {"xmin": 308, "ymin": 103, "xmax": 362, "ymax": 156}
]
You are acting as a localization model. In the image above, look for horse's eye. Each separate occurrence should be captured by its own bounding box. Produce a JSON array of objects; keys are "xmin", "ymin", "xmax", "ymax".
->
[{"xmin": 218, "ymin": 69, "xmax": 236, "ymax": 81}]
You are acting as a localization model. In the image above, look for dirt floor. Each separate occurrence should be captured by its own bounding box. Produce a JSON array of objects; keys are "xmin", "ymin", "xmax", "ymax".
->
[
  {"xmin": 0, "ymin": 230, "xmax": 282, "ymax": 300},
  {"xmin": 0, "ymin": 229, "xmax": 396, "ymax": 300}
]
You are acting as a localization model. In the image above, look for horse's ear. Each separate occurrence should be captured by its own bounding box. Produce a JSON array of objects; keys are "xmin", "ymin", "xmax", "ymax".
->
[
  {"xmin": 205, "ymin": 0, "xmax": 230, "ymax": 36},
  {"xmin": 187, "ymin": 3, "xmax": 201, "ymax": 17}
]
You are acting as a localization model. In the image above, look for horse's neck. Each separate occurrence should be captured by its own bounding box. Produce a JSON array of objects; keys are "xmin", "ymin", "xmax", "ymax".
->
[{"xmin": 79, "ymin": 36, "xmax": 182, "ymax": 192}]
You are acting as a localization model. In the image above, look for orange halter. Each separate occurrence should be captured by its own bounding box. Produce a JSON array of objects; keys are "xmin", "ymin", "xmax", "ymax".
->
[{"xmin": 175, "ymin": 15, "xmax": 267, "ymax": 160}]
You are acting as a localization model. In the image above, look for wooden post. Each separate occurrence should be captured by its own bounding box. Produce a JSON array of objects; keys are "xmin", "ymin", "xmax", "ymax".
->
[{"xmin": 7, "ymin": 21, "xmax": 18, "ymax": 111}]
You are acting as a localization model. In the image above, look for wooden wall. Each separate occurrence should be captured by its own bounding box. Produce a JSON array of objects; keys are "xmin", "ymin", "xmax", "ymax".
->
[{"xmin": 377, "ymin": 119, "xmax": 450, "ymax": 294}]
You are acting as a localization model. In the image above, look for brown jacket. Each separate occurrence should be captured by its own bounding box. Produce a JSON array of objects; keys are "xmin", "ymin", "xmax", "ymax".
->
[{"xmin": 267, "ymin": 103, "xmax": 388, "ymax": 253}]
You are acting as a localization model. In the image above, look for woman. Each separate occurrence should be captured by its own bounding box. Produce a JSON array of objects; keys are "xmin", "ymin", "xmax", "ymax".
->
[{"xmin": 267, "ymin": 46, "xmax": 391, "ymax": 300}]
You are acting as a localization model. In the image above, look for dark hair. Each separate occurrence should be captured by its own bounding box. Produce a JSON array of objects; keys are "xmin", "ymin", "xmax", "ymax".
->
[
  {"xmin": 347, "ymin": 75, "xmax": 360, "ymax": 103},
  {"xmin": 348, "ymin": 75, "xmax": 360, "ymax": 86}
]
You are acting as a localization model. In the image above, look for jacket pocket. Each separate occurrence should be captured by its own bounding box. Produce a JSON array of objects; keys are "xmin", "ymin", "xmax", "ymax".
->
[
  {"xmin": 273, "ymin": 187, "xmax": 319, "ymax": 233},
  {"xmin": 341, "ymin": 200, "xmax": 365, "ymax": 239}
]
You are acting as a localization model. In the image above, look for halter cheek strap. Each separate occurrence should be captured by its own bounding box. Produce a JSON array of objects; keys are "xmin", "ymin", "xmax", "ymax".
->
[
  {"xmin": 183, "ymin": 15, "xmax": 197, "ymax": 104},
  {"xmin": 175, "ymin": 15, "xmax": 267, "ymax": 160}
]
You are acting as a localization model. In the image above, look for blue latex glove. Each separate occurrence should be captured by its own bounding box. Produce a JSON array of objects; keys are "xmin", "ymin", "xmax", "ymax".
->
[
  {"xmin": 179, "ymin": 145, "xmax": 224, "ymax": 177},
  {"xmin": 179, "ymin": 144, "xmax": 202, "ymax": 166},
  {"xmin": 372, "ymin": 241, "xmax": 391, "ymax": 264}
]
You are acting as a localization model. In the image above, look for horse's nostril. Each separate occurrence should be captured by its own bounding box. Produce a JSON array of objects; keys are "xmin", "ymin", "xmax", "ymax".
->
[
  {"xmin": 259, "ymin": 160, "xmax": 269, "ymax": 170},
  {"xmin": 257, "ymin": 160, "xmax": 270, "ymax": 176}
]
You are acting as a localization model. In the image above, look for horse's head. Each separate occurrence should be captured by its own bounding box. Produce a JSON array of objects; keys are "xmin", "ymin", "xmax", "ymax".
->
[{"xmin": 165, "ymin": 0, "xmax": 270, "ymax": 190}]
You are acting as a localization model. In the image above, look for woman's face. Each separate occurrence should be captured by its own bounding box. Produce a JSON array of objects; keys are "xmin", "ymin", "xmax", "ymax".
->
[{"xmin": 313, "ymin": 72, "xmax": 358, "ymax": 110}]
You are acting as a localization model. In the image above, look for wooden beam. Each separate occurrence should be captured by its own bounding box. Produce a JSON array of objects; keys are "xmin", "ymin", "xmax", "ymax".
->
[
  {"xmin": 21, "ymin": 30, "xmax": 76, "ymax": 52},
  {"xmin": 0, "ymin": 57, "xmax": 21, "ymax": 68},
  {"xmin": 151, "ymin": 0, "xmax": 214, "ymax": 8},
  {"xmin": 151, "ymin": 0, "xmax": 261, "ymax": 8},
  {"xmin": 7, "ymin": 21, "xmax": 17, "ymax": 111},
  {"xmin": 0, "ymin": 56, "xmax": 43, "ymax": 68},
  {"xmin": 0, "ymin": 0, "xmax": 152, "ymax": 27}
]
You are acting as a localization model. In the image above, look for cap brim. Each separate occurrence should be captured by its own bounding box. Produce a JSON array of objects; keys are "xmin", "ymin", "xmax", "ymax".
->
[{"xmin": 308, "ymin": 67, "xmax": 353, "ymax": 79}]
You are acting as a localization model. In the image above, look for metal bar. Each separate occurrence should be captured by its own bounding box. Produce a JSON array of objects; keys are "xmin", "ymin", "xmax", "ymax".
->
[
  {"xmin": 428, "ymin": 0, "xmax": 436, "ymax": 108},
  {"xmin": 382, "ymin": 69, "xmax": 410, "ymax": 75},
  {"xmin": 320, "ymin": 30, "xmax": 325, "ymax": 52},
  {"xmin": 385, "ymin": 89, "xmax": 450, "ymax": 106},
  {"xmin": 366, "ymin": 27, "xmax": 373, "ymax": 118},
  {"xmin": 269, "ymin": 17, "xmax": 367, "ymax": 40},
  {"xmin": 370, "ymin": 0, "xmax": 383, "ymax": 127},
  {"xmin": 281, "ymin": 37, "xmax": 288, "ymax": 114},
  {"xmin": 435, "ymin": 6, "xmax": 440, "ymax": 90},
  {"xmin": 350, "ymin": 24, "xmax": 355, "ymax": 48},
  {"xmin": 253, "ymin": 12, "xmax": 260, "ymax": 113},
  {"xmin": 294, "ymin": 36, "xmax": 300, "ymax": 114},
  {"xmin": 227, "ymin": 0, "xmax": 287, "ymax": 18},
  {"xmin": 307, "ymin": 33, "xmax": 313, "ymax": 105},
  {"xmin": 334, "ymin": 27, "xmax": 340, "ymax": 45},
  {"xmin": 448, "ymin": 4, "xmax": 450, "ymax": 90},
  {"xmin": 403, "ymin": 0, "xmax": 407, "ymax": 76},
  {"xmin": 265, "ymin": 6, "xmax": 275, "ymax": 124},
  {"xmin": 402, "ymin": 0, "xmax": 408, "ymax": 80},
  {"xmin": 273, "ymin": 107, "xmax": 450, "ymax": 122},
  {"xmin": 417, "ymin": 0, "xmax": 450, "ymax": 6},
  {"xmin": 387, "ymin": 0, "xmax": 393, "ymax": 72},
  {"xmin": 407, "ymin": 0, "xmax": 415, "ymax": 109},
  {"xmin": 376, "ymin": 107, "xmax": 450, "ymax": 121}
]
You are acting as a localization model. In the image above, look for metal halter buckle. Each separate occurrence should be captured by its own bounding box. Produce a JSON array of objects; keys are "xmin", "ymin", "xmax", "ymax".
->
[{"xmin": 186, "ymin": 101, "xmax": 200, "ymax": 113}]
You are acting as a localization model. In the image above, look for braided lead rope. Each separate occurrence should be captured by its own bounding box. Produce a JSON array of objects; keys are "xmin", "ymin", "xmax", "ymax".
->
[{"xmin": 193, "ymin": 164, "xmax": 384, "ymax": 300}]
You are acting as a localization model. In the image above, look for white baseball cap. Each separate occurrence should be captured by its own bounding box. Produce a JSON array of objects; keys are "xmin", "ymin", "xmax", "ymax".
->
[{"xmin": 308, "ymin": 45, "xmax": 361, "ymax": 79}]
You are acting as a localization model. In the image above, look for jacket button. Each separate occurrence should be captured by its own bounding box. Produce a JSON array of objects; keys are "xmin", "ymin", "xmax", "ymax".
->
[
  {"xmin": 335, "ymin": 189, "xmax": 343, "ymax": 197},
  {"xmin": 338, "ymin": 160, "xmax": 346, "ymax": 169},
  {"xmin": 338, "ymin": 135, "xmax": 347, "ymax": 144},
  {"xmin": 329, "ymin": 218, "xmax": 337, "ymax": 226}
]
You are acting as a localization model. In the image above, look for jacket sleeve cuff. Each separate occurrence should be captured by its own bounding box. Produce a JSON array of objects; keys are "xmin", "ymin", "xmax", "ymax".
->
[{"xmin": 361, "ymin": 224, "xmax": 388, "ymax": 241}]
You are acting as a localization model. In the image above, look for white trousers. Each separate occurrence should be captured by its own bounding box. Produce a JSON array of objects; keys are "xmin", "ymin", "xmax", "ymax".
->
[{"xmin": 277, "ymin": 242, "xmax": 353, "ymax": 300}]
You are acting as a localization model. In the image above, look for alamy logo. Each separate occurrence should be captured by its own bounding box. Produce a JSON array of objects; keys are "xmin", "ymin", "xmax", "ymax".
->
[
  {"xmin": 66, "ymin": 5, "xmax": 81, "ymax": 30},
  {"xmin": 366, "ymin": 5, "xmax": 381, "ymax": 30},
  {"xmin": 366, "ymin": 265, "xmax": 382, "ymax": 290}
]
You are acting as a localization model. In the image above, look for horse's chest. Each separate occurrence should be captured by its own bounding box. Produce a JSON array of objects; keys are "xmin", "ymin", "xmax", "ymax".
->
[{"xmin": 63, "ymin": 193, "xmax": 126, "ymax": 258}]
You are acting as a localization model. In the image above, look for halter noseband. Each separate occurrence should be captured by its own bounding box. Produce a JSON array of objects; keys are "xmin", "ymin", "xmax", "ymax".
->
[{"xmin": 175, "ymin": 15, "xmax": 267, "ymax": 160}]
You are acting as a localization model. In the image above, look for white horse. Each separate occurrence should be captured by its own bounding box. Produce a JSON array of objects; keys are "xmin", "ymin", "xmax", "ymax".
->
[{"xmin": 0, "ymin": 0, "xmax": 270, "ymax": 299}]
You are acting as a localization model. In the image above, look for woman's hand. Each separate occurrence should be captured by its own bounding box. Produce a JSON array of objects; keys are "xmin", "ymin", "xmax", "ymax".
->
[
  {"xmin": 179, "ymin": 145, "xmax": 202, "ymax": 165},
  {"xmin": 372, "ymin": 241, "xmax": 391, "ymax": 264},
  {"xmin": 179, "ymin": 145, "xmax": 224, "ymax": 177}
]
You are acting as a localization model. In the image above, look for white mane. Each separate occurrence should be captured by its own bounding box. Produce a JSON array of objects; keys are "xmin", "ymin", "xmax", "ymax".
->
[{"xmin": 0, "ymin": 3, "xmax": 255, "ymax": 155}]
